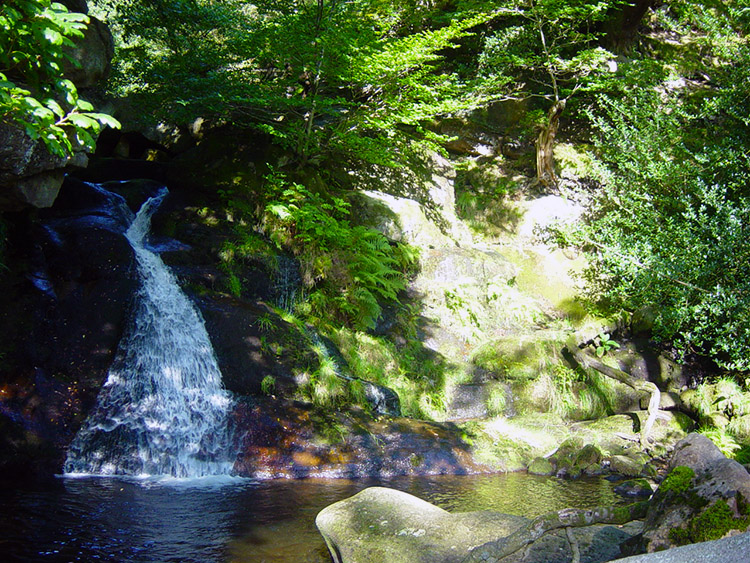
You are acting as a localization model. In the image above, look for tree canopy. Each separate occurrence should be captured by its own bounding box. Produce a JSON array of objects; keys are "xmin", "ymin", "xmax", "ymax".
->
[{"xmin": 7, "ymin": 0, "xmax": 750, "ymax": 372}]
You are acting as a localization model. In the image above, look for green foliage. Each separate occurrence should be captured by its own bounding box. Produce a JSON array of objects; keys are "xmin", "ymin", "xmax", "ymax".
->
[
  {"xmin": 594, "ymin": 332, "xmax": 619, "ymax": 358},
  {"xmin": 670, "ymin": 498, "xmax": 750, "ymax": 546},
  {"xmin": 553, "ymin": 2, "xmax": 750, "ymax": 370},
  {"xmin": 1, "ymin": 0, "xmax": 119, "ymax": 157},
  {"xmin": 93, "ymin": 0, "xmax": 497, "ymax": 165},
  {"xmin": 261, "ymin": 170, "xmax": 413, "ymax": 330},
  {"xmin": 478, "ymin": 0, "xmax": 619, "ymax": 99},
  {"xmin": 699, "ymin": 426, "xmax": 743, "ymax": 458},
  {"xmin": 329, "ymin": 327, "xmax": 457, "ymax": 419},
  {"xmin": 260, "ymin": 375, "xmax": 276, "ymax": 395},
  {"xmin": 660, "ymin": 465, "xmax": 696, "ymax": 496}
]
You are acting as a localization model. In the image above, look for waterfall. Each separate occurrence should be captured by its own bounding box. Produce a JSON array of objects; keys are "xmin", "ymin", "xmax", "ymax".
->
[{"xmin": 64, "ymin": 186, "xmax": 235, "ymax": 478}]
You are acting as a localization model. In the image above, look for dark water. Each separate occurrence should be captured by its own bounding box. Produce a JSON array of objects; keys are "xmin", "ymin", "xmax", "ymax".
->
[{"xmin": 0, "ymin": 473, "xmax": 627, "ymax": 563}]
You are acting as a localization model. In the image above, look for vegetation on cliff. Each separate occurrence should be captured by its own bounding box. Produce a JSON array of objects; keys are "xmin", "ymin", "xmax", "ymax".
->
[
  {"xmin": 5, "ymin": 0, "xmax": 750, "ymax": 444},
  {"xmin": 1, "ymin": 0, "xmax": 119, "ymax": 157}
]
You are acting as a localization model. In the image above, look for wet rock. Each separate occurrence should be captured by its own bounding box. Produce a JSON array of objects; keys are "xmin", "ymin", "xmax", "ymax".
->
[
  {"xmin": 196, "ymin": 294, "xmax": 318, "ymax": 398},
  {"xmin": 0, "ymin": 178, "xmax": 139, "ymax": 478},
  {"xmin": 316, "ymin": 486, "xmax": 529, "ymax": 563},
  {"xmin": 232, "ymin": 399, "xmax": 489, "ymax": 479},
  {"xmin": 614, "ymin": 479, "xmax": 654, "ymax": 499}
]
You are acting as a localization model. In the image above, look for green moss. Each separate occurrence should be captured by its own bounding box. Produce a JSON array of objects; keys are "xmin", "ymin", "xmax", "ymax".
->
[
  {"xmin": 670, "ymin": 498, "xmax": 750, "ymax": 546},
  {"xmin": 668, "ymin": 526, "xmax": 691, "ymax": 545},
  {"xmin": 659, "ymin": 466, "xmax": 695, "ymax": 495},
  {"xmin": 690, "ymin": 500, "xmax": 737, "ymax": 543}
]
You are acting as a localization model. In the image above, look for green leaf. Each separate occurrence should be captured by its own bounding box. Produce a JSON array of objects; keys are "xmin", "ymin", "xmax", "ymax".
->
[
  {"xmin": 88, "ymin": 112, "xmax": 121, "ymax": 129},
  {"xmin": 43, "ymin": 28, "xmax": 64, "ymax": 46},
  {"xmin": 76, "ymin": 100, "xmax": 94, "ymax": 111},
  {"xmin": 67, "ymin": 113, "xmax": 100, "ymax": 130},
  {"xmin": 44, "ymin": 98, "xmax": 65, "ymax": 118}
]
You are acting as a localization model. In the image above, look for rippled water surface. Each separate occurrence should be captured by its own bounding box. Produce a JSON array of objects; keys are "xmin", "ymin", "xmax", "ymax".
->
[{"xmin": 0, "ymin": 473, "xmax": 627, "ymax": 563}]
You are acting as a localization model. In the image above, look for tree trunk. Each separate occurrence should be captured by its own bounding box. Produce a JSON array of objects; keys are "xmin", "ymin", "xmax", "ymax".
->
[
  {"xmin": 536, "ymin": 99, "xmax": 565, "ymax": 188},
  {"xmin": 567, "ymin": 343, "xmax": 662, "ymax": 449}
]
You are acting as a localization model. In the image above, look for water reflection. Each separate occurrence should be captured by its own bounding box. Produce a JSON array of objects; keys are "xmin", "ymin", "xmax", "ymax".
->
[{"xmin": 0, "ymin": 474, "xmax": 626, "ymax": 563}]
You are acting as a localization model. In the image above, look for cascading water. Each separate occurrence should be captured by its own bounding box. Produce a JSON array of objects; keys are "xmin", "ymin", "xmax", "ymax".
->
[{"xmin": 64, "ymin": 186, "xmax": 235, "ymax": 478}]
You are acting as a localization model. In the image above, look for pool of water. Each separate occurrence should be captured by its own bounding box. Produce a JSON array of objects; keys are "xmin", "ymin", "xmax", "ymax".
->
[{"xmin": 0, "ymin": 473, "xmax": 627, "ymax": 563}]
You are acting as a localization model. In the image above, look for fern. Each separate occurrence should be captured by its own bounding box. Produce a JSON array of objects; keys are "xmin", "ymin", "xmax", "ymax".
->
[{"xmin": 259, "ymin": 171, "xmax": 413, "ymax": 329}]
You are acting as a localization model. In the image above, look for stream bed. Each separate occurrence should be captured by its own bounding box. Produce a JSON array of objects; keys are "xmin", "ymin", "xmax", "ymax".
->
[{"xmin": 1, "ymin": 472, "xmax": 628, "ymax": 563}]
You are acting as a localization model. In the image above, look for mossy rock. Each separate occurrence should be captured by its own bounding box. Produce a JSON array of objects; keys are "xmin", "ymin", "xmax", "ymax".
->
[
  {"xmin": 728, "ymin": 414, "xmax": 750, "ymax": 443},
  {"xmin": 668, "ymin": 497, "xmax": 750, "ymax": 546},
  {"xmin": 552, "ymin": 437, "xmax": 587, "ymax": 477},
  {"xmin": 576, "ymin": 444, "xmax": 603, "ymax": 468},
  {"xmin": 527, "ymin": 456, "xmax": 555, "ymax": 476},
  {"xmin": 471, "ymin": 331, "xmax": 567, "ymax": 380},
  {"xmin": 643, "ymin": 437, "xmax": 750, "ymax": 551},
  {"xmin": 609, "ymin": 455, "xmax": 645, "ymax": 477}
]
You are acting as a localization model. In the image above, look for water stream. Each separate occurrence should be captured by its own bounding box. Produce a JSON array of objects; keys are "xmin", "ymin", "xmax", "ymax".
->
[{"xmin": 64, "ymin": 186, "xmax": 235, "ymax": 478}]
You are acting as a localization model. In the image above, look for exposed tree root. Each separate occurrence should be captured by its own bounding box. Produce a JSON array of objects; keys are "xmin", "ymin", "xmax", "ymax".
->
[{"xmin": 464, "ymin": 502, "xmax": 648, "ymax": 562}]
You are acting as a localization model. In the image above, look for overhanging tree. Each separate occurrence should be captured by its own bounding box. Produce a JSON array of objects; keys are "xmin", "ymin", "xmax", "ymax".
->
[
  {"xmin": 93, "ymin": 0, "xmax": 497, "ymax": 167},
  {"xmin": 1, "ymin": 0, "xmax": 119, "ymax": 158}
]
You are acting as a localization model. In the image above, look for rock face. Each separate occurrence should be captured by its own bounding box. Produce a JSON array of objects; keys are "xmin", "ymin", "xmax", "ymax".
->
[
  {"xmin": 0, "ymin": 178, "xmax": 139, "ymax": 478},
  {"xmin": 316, "ymin": 487, "xmax": 528, "ymax": 563},
  {"xmin": 640, "ymin": 433, "xmax": 750, "ymax": 552},
  {"xmin": 232, "ymin": 400, "xmax": 488, "ymax": 479}
]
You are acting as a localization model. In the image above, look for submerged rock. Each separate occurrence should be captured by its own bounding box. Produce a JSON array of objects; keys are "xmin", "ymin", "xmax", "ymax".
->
[
  {"xmin": 232, "ymin": 399, "xmax": 490, "ymax": 479},
  {"xmin": 614, "ymin": 479, "xmax": 655, "ymax": 499}
]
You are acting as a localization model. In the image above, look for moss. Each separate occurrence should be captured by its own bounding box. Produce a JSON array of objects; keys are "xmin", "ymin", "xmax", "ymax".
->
[
  {"xmin": 659, "ymin": 466, "xmax": 695, "ymax": 495},
  {"xmin": 670, "ymin": 498, "xmax": 750, "ymax": 546},
  {"xmin": 690, "ymin": 500, "xmax": 737, "ymax": 543},
  {"xmin": 668, "ymin": 526, "xmax": 691, "ymax": 545}
]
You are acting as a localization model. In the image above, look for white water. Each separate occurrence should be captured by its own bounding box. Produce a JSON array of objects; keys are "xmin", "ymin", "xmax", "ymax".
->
[{"xmin": 65, "ymin": 187, "xmax": 235, "ymax": 477}]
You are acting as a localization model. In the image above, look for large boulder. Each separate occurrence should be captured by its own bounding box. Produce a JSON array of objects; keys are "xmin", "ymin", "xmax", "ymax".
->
[
  {"xmin": 0, "ymin": 1, "xmax": 114, "ymax": 212},
  {"xmin": 0, "ymin": 122, "xmax": 87, "ymax": 210},
  {"xmin": 640, "ymin": 433, "xmax": 750, "ymax": 552},
  {"xmin": 316, "ymin": 487, "xmax": 528, "ymax": 563}
]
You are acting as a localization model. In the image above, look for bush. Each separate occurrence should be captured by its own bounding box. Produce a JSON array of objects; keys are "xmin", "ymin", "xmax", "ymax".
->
[{"xmin": 559, "ymin": 86, "xmax": 750, "ymax": 371}]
